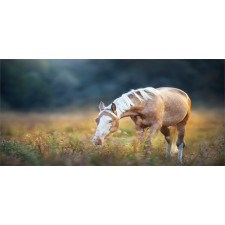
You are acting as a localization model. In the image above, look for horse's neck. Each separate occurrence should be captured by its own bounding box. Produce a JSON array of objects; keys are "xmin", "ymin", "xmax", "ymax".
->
[
  {"xmin": 111, "ymin": 96, "xmax": 142, "ymax": 119},
  {"xmin": 118, "ymin": 108, "xmax": 138, "ymax": 119}
]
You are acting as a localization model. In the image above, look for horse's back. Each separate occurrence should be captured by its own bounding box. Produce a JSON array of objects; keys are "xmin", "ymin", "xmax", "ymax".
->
[{"xmin": 157, "ymin": 87, "xmax": 191, "ymax": 126}]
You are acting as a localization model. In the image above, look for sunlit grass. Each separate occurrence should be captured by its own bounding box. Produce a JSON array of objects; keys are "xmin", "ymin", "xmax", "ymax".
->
[{"xmin": 0, "ymin": 108, "xmax": 224, "ymax": 166}]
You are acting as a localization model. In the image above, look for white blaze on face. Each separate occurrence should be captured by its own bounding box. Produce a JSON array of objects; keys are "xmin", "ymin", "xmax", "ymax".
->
[{"xmin": 93, "ymin": 115, "xmax": 112, "ymax": 143}]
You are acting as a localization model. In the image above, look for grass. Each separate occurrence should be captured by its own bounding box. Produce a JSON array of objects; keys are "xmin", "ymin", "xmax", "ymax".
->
[{"xmin": 0, "ymin": 108, "xmax": 224, "ymax": 166}]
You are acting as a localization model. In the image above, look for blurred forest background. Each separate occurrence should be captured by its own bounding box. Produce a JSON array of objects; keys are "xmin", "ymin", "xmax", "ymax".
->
[{"xmin": 1, "ymin": 59, "xmax": 224, "ymax": 111}]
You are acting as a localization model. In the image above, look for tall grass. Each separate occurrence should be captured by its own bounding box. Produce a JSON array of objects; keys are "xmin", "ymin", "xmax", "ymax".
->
[{"xmin": 0, "ymin": 109, "xmax": 224, "ymax": 166}]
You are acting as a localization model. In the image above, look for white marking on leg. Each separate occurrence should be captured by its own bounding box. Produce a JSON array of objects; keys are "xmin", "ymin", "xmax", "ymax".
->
[
  {"xmin": 177, "ymin": 143, "xmax": 184, "ymax": 163},
  {"xmin": 166, "ymin": 143, "xmax": 171, "ymax": 157}
]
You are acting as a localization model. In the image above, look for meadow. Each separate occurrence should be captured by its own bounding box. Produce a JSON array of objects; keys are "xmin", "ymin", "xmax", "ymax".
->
[{"xmin": 0, "ymin": 108, "xmax": 224, "ymax": 166}]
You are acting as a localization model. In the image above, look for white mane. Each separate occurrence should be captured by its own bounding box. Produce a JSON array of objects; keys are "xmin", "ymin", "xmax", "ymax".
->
[{"xmin": 104, "ymin": 87, "xmax": 159, "ymax": 118}]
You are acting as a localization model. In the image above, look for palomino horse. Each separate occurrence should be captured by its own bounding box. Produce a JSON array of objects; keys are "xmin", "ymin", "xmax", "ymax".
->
[{"xmin": 92, "ymin": 87, "xmax": 191, "ymax": 163}]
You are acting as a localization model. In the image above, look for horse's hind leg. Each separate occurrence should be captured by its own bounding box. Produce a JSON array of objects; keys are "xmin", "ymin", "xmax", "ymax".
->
[
  {"xmin": 176, "ymin": 120, "xmax": 188, "ymax": 163},
  {"xmin": 176, "ymin": 99, "xmax": 191, "ymax": 163},
  {"xmin": 160, "ymin": 127, "xmax": 171, "ymax": 157}
]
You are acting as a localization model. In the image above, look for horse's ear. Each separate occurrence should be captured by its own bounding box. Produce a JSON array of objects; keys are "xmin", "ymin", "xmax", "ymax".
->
[
  {"xmin": 111, "ymin": 102, "xmax": 117, "ymax": 113},
  {"xmin": 99, "ymin": 101, "xmax": 105, "ymax": 111}
]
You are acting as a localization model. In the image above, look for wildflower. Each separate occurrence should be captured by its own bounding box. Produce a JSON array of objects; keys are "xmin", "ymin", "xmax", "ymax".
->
[
  {"xmin": 202, "ymin": 151, "xmax": 206, "ymax": 154},
  {"xmin": 117, "ymin": 130, "xmax": 122, "ymax": 134},
  {"xmin": 205, "ymin": 147, "xmax": 208, "ymax": 151},
  {"xmin": 123, "ymin": 131, "xmax": 127, "ymax": 135},
  {"xmin": 191, "ymin": 153, "xmax": 195, "ymax": 155}
]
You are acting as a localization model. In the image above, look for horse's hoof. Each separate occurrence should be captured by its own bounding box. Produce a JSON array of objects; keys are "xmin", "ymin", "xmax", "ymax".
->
[{"xmin": 143, "ymin": 145, "xmax": 151, "ymax": 151}]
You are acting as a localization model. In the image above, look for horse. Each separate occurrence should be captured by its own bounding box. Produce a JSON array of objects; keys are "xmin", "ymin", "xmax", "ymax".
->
[{"xmin": 92, "ymin": 87, "xmax": 191, "ymax": 163}]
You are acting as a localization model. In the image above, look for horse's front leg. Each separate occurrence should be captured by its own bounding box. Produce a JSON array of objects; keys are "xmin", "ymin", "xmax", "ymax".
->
[
  {"xmin": 131, "ymin": 116, "xmax": 143, "ymax": 131},
  {"xmin": 144, "ymin": 123, "xmax": 161, "ymax": 150}
]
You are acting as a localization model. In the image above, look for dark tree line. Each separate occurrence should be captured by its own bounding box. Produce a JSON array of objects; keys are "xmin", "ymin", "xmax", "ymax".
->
[{"xmin": 1, "ymin": 59, "xmax": 224, "ymax": 111}]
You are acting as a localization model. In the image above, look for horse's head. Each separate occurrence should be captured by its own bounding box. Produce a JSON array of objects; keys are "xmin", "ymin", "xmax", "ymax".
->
[{"xmin": 92, "ymin": 101, "xmax": 119, "ymax": 145}]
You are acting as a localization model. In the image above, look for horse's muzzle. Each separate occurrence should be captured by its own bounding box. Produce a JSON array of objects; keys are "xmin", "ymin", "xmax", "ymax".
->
[{"xmin": 92, "ymin": 137, "xmax": 102, "ymax": 145}]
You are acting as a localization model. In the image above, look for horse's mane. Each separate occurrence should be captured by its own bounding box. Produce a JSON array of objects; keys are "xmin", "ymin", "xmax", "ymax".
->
[{"xmin": 105, "ymin": 87, "xmax": 159, "ymax": 118}]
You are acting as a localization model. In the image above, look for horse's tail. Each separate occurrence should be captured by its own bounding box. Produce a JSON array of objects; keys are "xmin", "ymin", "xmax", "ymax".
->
[
  {"xmin": 169, "ymin": 127, "xmax": 178, "ymax": 155},
  {"xmin": 170, "ymin": 144, "xmax": 178, "ymax": 155}
]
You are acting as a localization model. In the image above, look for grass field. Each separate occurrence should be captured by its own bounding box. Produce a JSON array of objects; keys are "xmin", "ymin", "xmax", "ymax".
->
[{"xmin": 0, "ymin": 108, "xmax": 224, "ymax": 166}]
